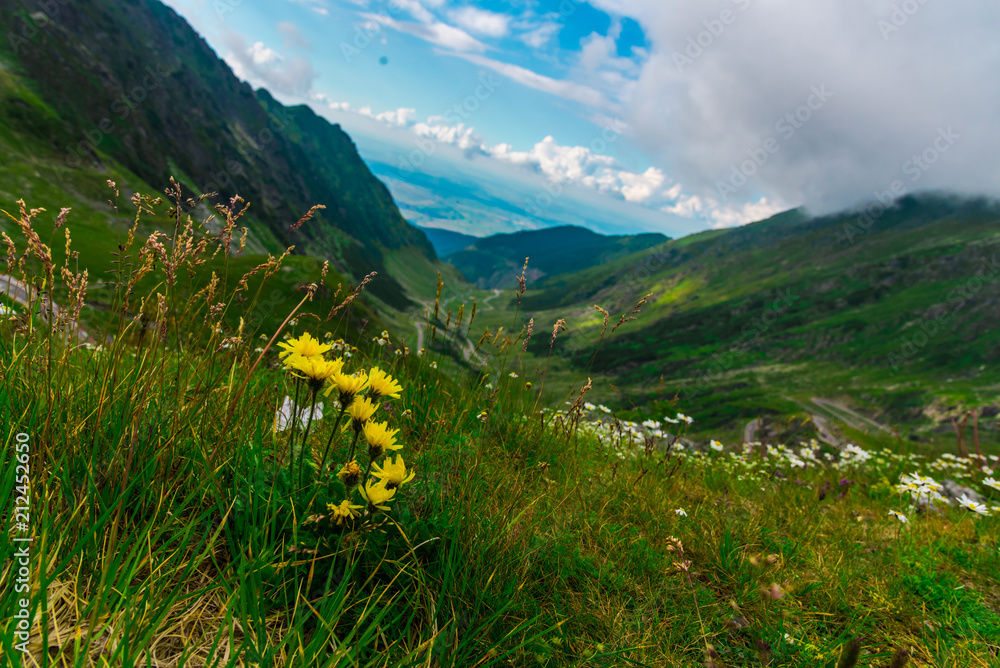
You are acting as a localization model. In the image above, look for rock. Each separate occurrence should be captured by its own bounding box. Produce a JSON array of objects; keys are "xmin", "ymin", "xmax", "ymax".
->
[{"xmin": 940, "ymin": 479, "xmax": 985, "ymax": 505}]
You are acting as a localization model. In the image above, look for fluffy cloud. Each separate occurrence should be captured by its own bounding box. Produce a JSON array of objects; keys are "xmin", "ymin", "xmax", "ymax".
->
[
  {"xmin": 413, "ymin": 120, "xmax": 483, "ymax": 150},
  {"xmin": 448, "ymin": 7, "xmax": 510, "ymax": 38},
  {"xmin": 590, "ymin": 0, "xmax": 1000, "ymax": 213},
  {"xmin": 223, "ymin": 32, "xmax": 316, "ymax": 96},
  {"xmin": 361, "ymin": 13, "xmax": 486, "ymax": 52}
]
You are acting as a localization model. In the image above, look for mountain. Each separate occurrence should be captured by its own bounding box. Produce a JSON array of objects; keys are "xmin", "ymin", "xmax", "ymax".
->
[
  {"xmin": 419, "ymin": 226, "xmax": 480, "ymax": 257},
  {"xmin": 464, "ymin": 194, "xmax": 1000, "ymax": 441},
  {"xmin": 0, "ymin": 0, "xmax": 433, "ymax": 308},
  {"xmin": 443, "ymin": 225, "xmax": 669, "ymax": 288}
]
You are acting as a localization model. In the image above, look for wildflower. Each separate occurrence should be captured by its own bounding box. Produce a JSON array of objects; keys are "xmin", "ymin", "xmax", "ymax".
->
[
  {"xmin": 477, "ymin": 410, "xmax": 488, "ymax": 423},
  {"xmin": 337, "ymin": 459, "xmax": 363, "ymax": 487},
  {"xmin": 509, "ymin": 372, "xmax": 518, "ymax": 379},
  {"xmin": 983, "ymin": 477, "xmax": 1000, "ymax": 493},
  {"xmin": 430, "ymin": 361, "xmax": 438, "ymax": 369},
  {"xmin": 347, "ymin": 396, "xmax": 379, "ymax": 431},
  {"xmin": 368, "ymin": 367, "xmax": 403, "ymax": 399},
  {"xmin": 888, "ymin": 510, "xmax": 908, "ymax": 523},
  {"xmin": 327, "ymin": 499, "xmax": 364, "ymax": 525},
  {"xmin": 371, "ymin": 455, "xmax": 416, "ymax": 489},
  {"xmin": 277, "ymin": 332, "xmax": 331, "ymax": 363},
  {"xmin": 524, "ymin": 382, "xmax": 532, "ymax": 390},
  {"xmin": 485, "ymin": 383, "xmax": 493, "ymax": 390},
  {"xmin": 417, "ymin": 348, "xmax": 426, "ymax": 357},
  {"xmin": 402, "ymin": 409, "xmax": 412, "ymax": 418},
  {"xmin": 275, "ymin": 396, "xmax": 324, "ymax": 432},
  {"xmin": 0, "ymin": 304, "xmax": 17, "ymax": 317},
  {"xmin": 360, "ymin": 478, "xmax": 396, "ymax": 511},
  {"xmin": 710, "ymin": 440, "xmax": 724, "ymax": 452},
  {"xmin": 362, "ymin": 420, "xmax": 402, "ymax": 458},
  {"xmin": 326, "ymin": 369, "xmax": 368, "ymax": 402},
  {"xmin": 958, "ymin": 494, "xmax": 991, "ymax": 516},
  {"xmin": 288, "ymin": 355, "xmax": 344, "ymax": 391},
  {"xmin": 675, "ymin": 508, "xmax": 687, "ymax": 516}
]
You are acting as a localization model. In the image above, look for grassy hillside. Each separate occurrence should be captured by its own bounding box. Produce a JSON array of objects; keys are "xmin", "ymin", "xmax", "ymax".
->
[
  {"xmin": 445, "ymin": 225, "xmax": 668, "ymax": 288},
  {"xmin": 0, "ymin": 0, "xmax": 434, "ymax": 307},
  {"xmin": 425, "ymin": 196, "xmax": 1000, "ymax": 450}
]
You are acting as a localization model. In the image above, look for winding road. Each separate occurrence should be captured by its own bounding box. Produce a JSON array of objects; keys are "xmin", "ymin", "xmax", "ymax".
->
[{"xmin": 1, "ymin": 273, "xmax": 89, "ymax": 342}]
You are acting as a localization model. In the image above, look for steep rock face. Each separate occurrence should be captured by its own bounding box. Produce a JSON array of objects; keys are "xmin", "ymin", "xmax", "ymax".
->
[{"xmin": 1, "ymin": 0, "xmax": 434, "ymax": 308}]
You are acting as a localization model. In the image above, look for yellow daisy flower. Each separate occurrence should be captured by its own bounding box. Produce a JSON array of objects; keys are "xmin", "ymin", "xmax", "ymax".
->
[
  {"xmin": 276, "ymin": 332, "xmax": 331, "ymax": 363},
  {"xmin": 360, "ymin": 479, "xmax": 396, "ymax": 511},
  {"xmin": 371, "ymin": 455, "xmax": 416, "ymax": 489},
  {"xmin": 288, "ymin": 355, "xmax": 343, "ymax": 389},
  {"xmin": 363, "ymin": 420, "xmax": 402, "ymax": 458},
  {"xmin": 346, "ymin": 396, "xmax": 379, "ymax": 430},
  {"xmin": 337, "ymin": 459, "xmax": 362, "ymax": 487},
  {"xmin": 324, "ymin": 369, "xmax": 368, "ymax": 400},
  {"xmin": 327, "ymin": 499, "xmax": 364, "ymax": 525},
  {"xmin": 368, "ymin": 366, "xmax": 403, "ymax": 399}
]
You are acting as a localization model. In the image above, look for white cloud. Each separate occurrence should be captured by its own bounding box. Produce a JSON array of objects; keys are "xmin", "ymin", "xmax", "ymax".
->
[
  {"xmin": 452, "ymin": 52, "xmax": 614, "ymax": 111},
  {"xmin": 599, "ymin": 0, "xmax": 1000, "ymax": 212},
  {"xmin": 707, "ymin": 198, "xmax": 786, "ymax": 229},
  {"xmin": 223, "ymin": 32, "xmax": 316, "ymax": 96},
  {"xmin": 375, "ymin": 107, "xmax": 417, "ymax": 126},
  {"xmin": 361, "ymin": 13, "xmax": 487, "ymax": 52},
  {"xmin": 518, "ymin": 22, "xmax": 560, "ymax": 49},
  {"xmin": 248, "ymin": 41, "xmax": 282, "ymax": 65},
  {"xmin": 414, "ymin": 121, "xmax": 483, "ymax": 149},
  {"xmin": 618, "ymin": 167, "xmax": 665, "ymax": 203},
  {"xmin": 448, "ymin": 7, "xmax": 510, "ymax": 38}
]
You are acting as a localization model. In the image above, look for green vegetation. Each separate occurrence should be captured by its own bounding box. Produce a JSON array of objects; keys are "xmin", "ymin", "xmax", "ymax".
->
[
  {"xmin": 3, "ymin": 191, "xmax": 1000, "ymax": 667},
  {"xmin": 444, "ymin": 225, "xmax": 668, "ymax": 288},
  {"xmin": 0, "ymin": 0, "xmax": 433, "ymax": 307},
  {"xmin": 450, "ymin": 197, "xmax": 1000, "ymax": 449}
]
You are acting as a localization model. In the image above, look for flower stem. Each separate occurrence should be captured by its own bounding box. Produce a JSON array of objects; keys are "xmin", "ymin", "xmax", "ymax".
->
[
  {"xmin": 318, "ymin": 403, "xmax": 348, "ymax": 473},
  {"xmin": 287, "ymin": 377, "xmax": 302, "ymax": 485},
  {"xmin": 298, "ymin": 387, "xmax": 320, "ymax": 490},
  {"xmin": 346, "ymin": 429, "xmax": 361, "ymax": 466}
]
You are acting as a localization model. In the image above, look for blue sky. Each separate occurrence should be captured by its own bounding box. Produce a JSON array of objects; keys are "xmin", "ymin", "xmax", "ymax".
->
[{"xmin": 161, "ymin": 0, "xmax": 1000, "ymax": 237}]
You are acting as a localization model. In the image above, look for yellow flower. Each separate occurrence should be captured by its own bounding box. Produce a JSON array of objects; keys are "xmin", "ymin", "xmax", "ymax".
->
[
  {"xmin": 327, "ymin": 499, "xmax": 364, "ymax": 525},
  {"xmin": 288, "ymin": 355, "xmax": 343, "ymax": 385},
  {"xmin": 277, "ymin": 332, "xmax": 331, "ymax": 363},
  {"xmin": 360, "ymin": 479, "xmax": 396, "ymax": 511},
  {"xmin": 347, "ymin": 396, "xmax": 379, "ymax": 430},
  {"xmin": 371, "ymin": 455, "xmax": 416, "ymax": 489},
  {"xmin": 337, "ymin": 459, "xmax": 363, "ymax": 487},
  {"xmin": 363, "ymin": 420, "xmax": 402, "ymax": 458},
  {"xmin": 368, "ymin": 366, "xmax": 403, "ymax": 399},
  {"xmin": 324, "ymin": 369, "xmax": 368, "ymax": 400}
]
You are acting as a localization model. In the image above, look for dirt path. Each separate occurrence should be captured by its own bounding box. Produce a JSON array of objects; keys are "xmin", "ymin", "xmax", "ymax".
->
[
  {"xmin": 810, "ymin": 397, "xmax": 895, "ymax": 435},
  {"xmin": 1, "ymin": 273, "xmax": 91, "ymax": 342}
]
